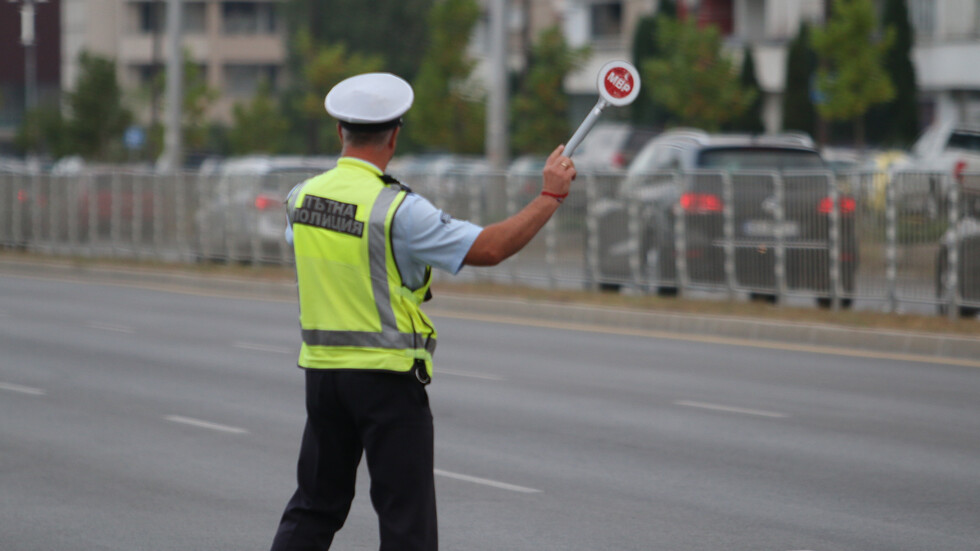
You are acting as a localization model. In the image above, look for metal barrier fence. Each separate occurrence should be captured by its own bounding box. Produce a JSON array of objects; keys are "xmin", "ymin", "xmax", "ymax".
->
[{"xmin": 2, "ymin": 166, "xmax": 978, "ymax": 318}]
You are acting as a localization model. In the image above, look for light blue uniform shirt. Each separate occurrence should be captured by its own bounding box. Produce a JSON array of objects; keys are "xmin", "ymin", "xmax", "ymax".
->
[{"xmin": 285, "ymin": 167, "xmax": 483, "ymax": 290}]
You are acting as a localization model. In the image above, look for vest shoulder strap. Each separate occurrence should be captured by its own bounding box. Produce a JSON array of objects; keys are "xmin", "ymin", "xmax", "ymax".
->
[{"xmin": 380, "ymin": 173, "xmax": 412, "ymax": 193}]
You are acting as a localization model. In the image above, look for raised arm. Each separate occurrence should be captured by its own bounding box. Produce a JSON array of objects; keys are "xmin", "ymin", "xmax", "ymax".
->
[{"xmin": 464, "ymin": 145, "xmax": 577, "ymax": 267}]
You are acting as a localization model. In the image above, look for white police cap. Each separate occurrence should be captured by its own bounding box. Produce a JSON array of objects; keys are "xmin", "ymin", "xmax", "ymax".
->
[{"xmin": 324, "ymin": 73, "xmax": 414, "ymax": 129}]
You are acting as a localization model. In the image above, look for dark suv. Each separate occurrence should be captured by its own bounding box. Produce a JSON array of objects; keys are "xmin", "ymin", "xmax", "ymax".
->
[{"xmin": 593, "ymin": 129, "xmax": 858, "ymax": 307}]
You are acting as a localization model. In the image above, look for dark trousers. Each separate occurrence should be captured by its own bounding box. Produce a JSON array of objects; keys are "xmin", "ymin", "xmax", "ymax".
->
[{"xmin": 270, "ymin": 369, "xmax": 437, "ymax": 551}]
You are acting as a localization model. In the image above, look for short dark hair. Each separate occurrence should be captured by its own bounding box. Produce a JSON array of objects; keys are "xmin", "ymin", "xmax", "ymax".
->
[{"xmin": 340, "ymin": 126, "xmax": 396, "ymax": 149}]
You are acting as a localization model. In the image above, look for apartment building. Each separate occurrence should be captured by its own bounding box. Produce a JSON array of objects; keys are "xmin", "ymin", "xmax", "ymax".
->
[
  {"xmin": 0, "ymin": 0, "xmax": 61, "ymax": 147},
  {"xmin": 473, "ymin": 0, "xmax": 980, "ymax": 134},
  {"xmin": 907, "ymin": 0, "xmax": 980, "ymax": 125},
  {"xmin": 694, "ymin": 0, "xmax": 980, "ymax": 132},
  {"xmin": 692, "ymin": 0, "xmax": 826, "ymax": 133},
  {"xmin": 9, "ymin": 0, "xmax": 979, "ymax": 151},
  {"xmin": 471, "ymin": 0, "xmax": 811, "ymax": 127},
  {"xmin": 61, "ymin": 0, "xmax": 286, "ymax": 122},
  {"xmin": 502, "ymin": 0, "xmax": 827, "ymax": 131},
  {"xmin": 469, "ymin": 0, "xmax": 662, "ymax": 122}
]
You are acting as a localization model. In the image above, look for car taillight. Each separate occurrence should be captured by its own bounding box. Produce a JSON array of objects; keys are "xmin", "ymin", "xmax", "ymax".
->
[
  {"xmin": 954, "ymin": 159, "xmax": 967, "ymax": 183},
  {"xmin": 611, "ymin": 152, "xmax": 626, "ymax": 169},
  {"xmin": 17, "ymin": 190, "xmax": 28, "ymax": 204},
  {"xmin": 254, "ymin": 194, "xmax": 277, "ymax": 210},
  {"xmin": 680, "ymin": 192, "xmax": 723, "ymax": 213},
  {"xmin": 818, "ymin": 196, "xmax": 856, "ymax": 215}
]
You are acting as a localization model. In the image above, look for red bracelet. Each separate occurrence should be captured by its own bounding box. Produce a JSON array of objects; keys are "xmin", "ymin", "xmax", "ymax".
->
[{"xmin": 541, "ymin": 191, "xmax": 568, "ymax": 203}]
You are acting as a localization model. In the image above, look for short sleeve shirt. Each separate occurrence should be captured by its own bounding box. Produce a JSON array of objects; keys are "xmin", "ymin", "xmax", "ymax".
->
[
  {"xmin": 390, "ymin": 193, "xmax": 483, "ymax": 288},
  {"xmin": 284, "ymin": 160, "xmax": 483, "ymax": 290}
]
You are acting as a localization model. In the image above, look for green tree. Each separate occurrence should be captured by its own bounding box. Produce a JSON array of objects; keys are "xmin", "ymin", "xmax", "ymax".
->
[
  {"xmin": 14, "ymin": 106, "xmax": 71, "ymax": 158},
  {"xmin": 811, "ymin": 0, "xmax": 895, "ymax": 148},
  {"xmin": 282, "ymin": 0, "xmax": 433, "ymax": 82},
  {"xmin": 865, "ymin": 0, "xmax": 918, "ymax": 146},
  {"xmin": 281, "ymin": 0, "xmax": 434, "ymax": 153},
  {"xmin": 292, "ymin": 30, "xmax": 384, "ymax": 153},
  {"xmin": 642, "ymin": 17, "xmax": 755, "ymax": 131},
  {"xmin": 182, "ymin": 60, "xmax": 218, "ymax": 152},
  {"xmin": 408, "ymin": 0, "xmax": 484, "ymax": 153},
  {"xmin": 630, "ymin": 0, "xmax": 676, "ymax": 127},
  {"xmin": 511, "ymin": 26, "xmax": 590, "ymax": 154},
  {"xmin": 782, "ymin": 23, "xmax": 818, "ymax": 137},
  {"xmin": 65, "ymin": 52, "xmax": 132, "ymax": 160},
  {"xmin": 138, "ymin": 53, "xmax": 220, "ymax": 160},
  {"xmin": 229, "ymin": 80, "xmax": 290, "ymax": 154},
  {"xmin": 727, "ymin": 47, "xmax": 765, "ymax": 133}
]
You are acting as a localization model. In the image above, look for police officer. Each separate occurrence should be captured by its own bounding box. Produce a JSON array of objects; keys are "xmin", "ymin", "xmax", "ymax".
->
[{"xmin": 270, "ymin": 72, "xmax": 576, "ymax": 551}]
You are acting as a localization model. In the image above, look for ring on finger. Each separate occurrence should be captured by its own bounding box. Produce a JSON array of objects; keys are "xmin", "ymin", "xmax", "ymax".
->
[{"xmin": 560, "ymin": 162, "xmax": 570, "ymax": 169}]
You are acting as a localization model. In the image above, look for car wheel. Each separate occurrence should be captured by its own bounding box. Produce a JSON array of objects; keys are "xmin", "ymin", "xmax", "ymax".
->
[
  {"xmin": 933, "ymin": 252, "xmax": 973, "ymax": 317},
  {"xmin": 936, "ymin": 248, "xmax": 949, "ymax": 316},
  {"xmin": 749, "ymin": 292, "xmax": 778, "ymax": 304},
  {"xmin": 656, "ymin": 286, "xmax": 678, "ymax": 297},
  {"xmin": 816, "ymin": 297, "xmax": 853, "ymax": 309},
  {"xmin": 598, "ymin": 282, "xmax": 622, "ymax": 293}
]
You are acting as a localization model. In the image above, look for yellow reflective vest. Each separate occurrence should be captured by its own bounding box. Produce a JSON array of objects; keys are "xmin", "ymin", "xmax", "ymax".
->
[{"xmin": 289, "ymin": 157, "xmax": 436, "ymax": 379}]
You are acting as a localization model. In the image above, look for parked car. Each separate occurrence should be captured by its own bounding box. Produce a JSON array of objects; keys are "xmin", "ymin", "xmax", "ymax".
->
[
  {"xmin": 594, "ymin": 129, "xmax": 858, "ymax": 307},
  {"xmin": 909, "ymin": 121, "xmax": 980, "ymax": 175},
  {"xmin": 571, "ymin": 123, "xmax": 658, "ymax": 172},
  {"xmin": 900, "ymin": 121, "xmax": 980, "ymax": 217},
  {"xmin": 936, "ymin": 179, "xmax": 980, "ymax": 317},
  {"xmin": 195, "ymin": 156, "xmax": 336, "ymax": 262},
  {"xmin": 3, "ymin": 159, "xmax": 158, "ymax": 243},
  {"xmin": 0, "ymin": 159, "xmax": 41, "ymax": 245},
  {"xmin": 77, "ymin": 170, "xmax": 158, "ymax": 239}
]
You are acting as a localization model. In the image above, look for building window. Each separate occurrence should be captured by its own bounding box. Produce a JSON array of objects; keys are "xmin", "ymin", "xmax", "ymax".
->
[
  {"xmin": 224, "ymin": 64, "xmax": 279, "ymax": 96},
  {"xmin": 222, "ymin": 1, "xmax": 278, "ymax": 35},
  {"xmin": 130, "ymin": 62, "xmax": 205, "ymax": 86},
  {"xmin": 907, "ymin": 0, "xmax": 936, "ymax": 38},
  {"xmin": 590, "ymin": 1, "xmax": 623, "ymax": 40},
  {"xmin": 132, "ymin": 2, "xmax": 206, "ymax": 35},
  {"xmin": 184, "ymin": 2, "xmax": 207, "ymax": 34},
  {"xmin": 136, "ymin": 2, "xmax": 164, "ymax": 33},
  {"xmin": 698, "ymin": 0, "xmax": 734, "ymax": 36},
  {"xmin": 132, "ymin": 64, "xmax": 161, "ymax": 87}
]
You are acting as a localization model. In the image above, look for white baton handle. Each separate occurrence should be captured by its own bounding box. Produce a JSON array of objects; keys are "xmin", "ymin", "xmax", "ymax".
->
[{"xmin": 564, "ymin": 99, "xmax": 609, "ymax": 157}]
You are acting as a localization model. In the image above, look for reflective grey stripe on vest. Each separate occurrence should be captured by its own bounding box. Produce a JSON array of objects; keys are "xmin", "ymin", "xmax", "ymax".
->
[
  {"xmin": 302, "ymin": 329, "xmax": 437, "ymax": 354},
  {"xmin": 370, "ymin": 186, "xmax": 401, "ymax": 334},
  {"xmin": 302, "ymin": 185, "xmax": 436, "ymax": 355}
]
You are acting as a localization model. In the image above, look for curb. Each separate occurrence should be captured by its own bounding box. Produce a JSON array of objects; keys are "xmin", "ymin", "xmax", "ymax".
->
[
  {"xmin": 3, "ymin": 257, "xmax": 978, "ymax": 363},
  {"xmin": 0, "ymin": 258, "xmax": 298, "ymax": 300},
  {"xmin": 432, "ymin": 294, "xmax": 980, "ymax": 362}
]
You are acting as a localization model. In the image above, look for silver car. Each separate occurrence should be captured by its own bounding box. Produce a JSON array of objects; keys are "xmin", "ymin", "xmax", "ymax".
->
[
  {"xmin": 195, "ymin": 156, "xmax": 337, "ymax": 263},
  {"xmin": 594, "ymin": 129, "xmax": 858, "ymax": 307}
]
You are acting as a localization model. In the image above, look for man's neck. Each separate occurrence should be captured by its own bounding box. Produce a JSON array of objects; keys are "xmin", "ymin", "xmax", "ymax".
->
[{"xmin": 341, "ymin": 147, "xmax": 391, "ymax": 172}]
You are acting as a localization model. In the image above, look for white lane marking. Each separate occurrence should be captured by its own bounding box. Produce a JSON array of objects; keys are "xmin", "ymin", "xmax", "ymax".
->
[
  {"xmin": 0, "ymin": 381, "xmax": 46, "ymax": 396},
  {"xmin": 675, "ymin": 400, "xmax": 787, "ymax": 418},
  {"xmin": 233, "ymin": 341, "xmax": 293, "ymax": 354},
  {"xmin": 438, "ymin": 368, "xmax": 504, "ymax": 381},
  {"xmin": 86, "ymin": 322, "xmax": 135, "ymax": 334},
  {"xmin": 434, "ymin": 469, "xmax": 541, "ymax": 494},
  {"xmin": 164, "ymin": 415, "xmax": 248, "ymax": 434}
]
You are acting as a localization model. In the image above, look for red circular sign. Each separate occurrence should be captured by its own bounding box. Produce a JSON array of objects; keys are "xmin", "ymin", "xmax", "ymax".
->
[{"xmin": 603, "ymin": 67, "xmax": 634, "ymax": 100}]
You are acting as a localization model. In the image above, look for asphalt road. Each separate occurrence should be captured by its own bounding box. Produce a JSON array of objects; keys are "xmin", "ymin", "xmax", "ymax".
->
[{"xmin": 1, "ymin": 274, "xmax": 978, "ymax": 550}]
